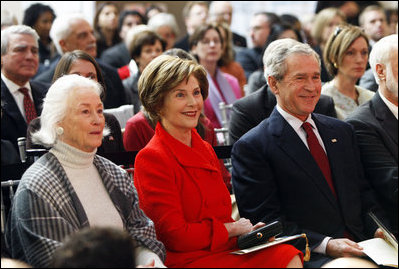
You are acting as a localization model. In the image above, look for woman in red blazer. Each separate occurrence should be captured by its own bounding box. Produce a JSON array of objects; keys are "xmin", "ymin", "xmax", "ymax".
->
[{"xmin": 133, "ymin": 55, "xmax": 303, "ymax": 268}]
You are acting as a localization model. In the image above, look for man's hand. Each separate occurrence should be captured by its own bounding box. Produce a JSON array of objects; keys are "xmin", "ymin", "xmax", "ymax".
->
[{"xmin": 326, "ymin": 238, "xmax": 365, "ymax": 258}]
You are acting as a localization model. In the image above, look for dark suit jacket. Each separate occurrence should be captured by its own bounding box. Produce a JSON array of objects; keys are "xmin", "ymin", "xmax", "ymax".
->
[
  {"xmin": 235, "ymin": 46, "xmax": 263, "ymax": 80},
  {"xmin": 232, "ymin": 32, "xmax": 247, "ymax": 48},
  {"xmin": 34, "ymin": 56, "xmax": 126, "ymax": 109},
  {"xmin": 346, "ymin": 91, "xmax": 398, "ymax": 235},
  {"xmin": 100, "ymin": 42, "xmax": 130, "ymax": 69},
  {"xmin": 174, "ymin": 34, "xmax": 190, "ymax": 52},
  {"xmin": 1, "ymin": 79, "xmax": 49, "ymax": 156},
  {"xmin": 231, "ymin": 108, "xmax": 385, "ymax": 253},
  {"xmin": 229, "ymin": 85, "xmax": 337, "ymax": 143}
]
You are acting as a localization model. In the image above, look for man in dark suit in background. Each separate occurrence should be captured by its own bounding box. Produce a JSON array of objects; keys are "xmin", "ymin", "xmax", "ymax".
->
[
  {"xmin": 231, "ymin": 39, "xmax": 387, "ymax": 267},
  {"xmin": 235, "ymin": 12, "xmax": 280, "ymax": 80},
  {"xmin": 346, "ymin": 34, "xmax": 398, "ymax": 236},
  {"xmin": 1, "ymin": 25, "xmax": 49, "ymax": 159},
  {"xmin": 34, "ymin": 13, "xmax": 126, "ymax": 109}
]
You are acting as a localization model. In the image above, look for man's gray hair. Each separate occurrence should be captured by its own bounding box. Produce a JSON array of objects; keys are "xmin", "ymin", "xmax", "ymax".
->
[
  {"xmin": 263, "ymin": 38, "xmax": 321, "ymax": 82},
  {"xmin": 1, "ymin": 25, "xmax": 39, "ymax": 55},
  {"xmin": 50, "ymin": 13, "xmax": 87, "ymax": 55},
  {"xmin": 369, "ymin": 34, "xmax": 398, "ymax": 84},
  {"xmin": 31, "ymin": 74, "xmax": 104, "ymax": 147}
]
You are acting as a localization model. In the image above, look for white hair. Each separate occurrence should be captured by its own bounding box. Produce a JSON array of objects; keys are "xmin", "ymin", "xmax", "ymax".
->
[
  {"xmin": 124, "ymin": 24, "xmax": 150, "ymax": 49},
  {"xmin": 31, "ymin": 74, "xmax": 104, "ymax": 147},
  {"xmin": 264, "ymin": 38, "xmax": 320, "ymax": 82},
  {"xmin": 148, "ymin": 12, "xmax": 180, "ymax": 36},
  {"xmin": 369, "ymin": 34, "xmax": 398, "ymax": 84},
  {"xmin": 50, "ymin": 13, "xmax": 88, "ymax": 55},
  {"xmin": 1, "ymin": 25, "xmax": 39, "ymax": 55}
]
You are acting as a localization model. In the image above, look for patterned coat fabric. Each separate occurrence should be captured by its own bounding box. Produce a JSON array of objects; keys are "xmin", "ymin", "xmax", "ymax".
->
[
  {"xmin": 134, "ymin": 123, "xmax": 301, "ymax": 268},
  {"xmin": 5, "ymin": 152, "xmax": 166, "ymax": 267}
]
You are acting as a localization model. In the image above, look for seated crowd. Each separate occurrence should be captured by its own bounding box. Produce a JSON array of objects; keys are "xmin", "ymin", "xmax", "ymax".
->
[{"xmin": 1, "ymin": 1, "xmax": 397, "ymax": 268}]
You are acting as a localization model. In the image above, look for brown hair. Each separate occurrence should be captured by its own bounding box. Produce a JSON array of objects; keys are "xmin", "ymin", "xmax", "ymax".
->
[{"xmin": 138, "ymin": 55, "xmax": 208, "ymax": 123}]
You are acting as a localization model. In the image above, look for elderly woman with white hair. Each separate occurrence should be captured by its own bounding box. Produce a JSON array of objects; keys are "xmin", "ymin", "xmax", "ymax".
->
[{"xmin": 5, "ymin": 74, "xmax": 166, "ymax": 268}]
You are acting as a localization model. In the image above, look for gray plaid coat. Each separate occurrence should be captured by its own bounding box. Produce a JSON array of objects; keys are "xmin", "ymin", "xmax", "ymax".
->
[{"xmin": 5, "ymin": 152, "xmax": 166, "ymax": 267}]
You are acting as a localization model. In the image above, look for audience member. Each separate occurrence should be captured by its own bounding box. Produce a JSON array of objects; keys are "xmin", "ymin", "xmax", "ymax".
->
[
  {"xmin": 148, "ymin": 12, "xmax": 180, "ymax": 50},
  {"xmin": 215, "ymin": 21, "xmax": 246, "ymax": 96},
  {"xmin": 34, "ymin": 13, "xmax": 126, "ymax": 109},
  {"xmin": 208, "ymin": 1, "xmax": 247, "ymax": 48},
  {"xmin": 1, "ymin": 25, "xmax": 49, "ymax": 157},
  {"xmin": 235, "ymin": 12, "xmax": 280, "ymax": 80},
  {"xmin": 385, "ymin": 8, "xmax": 398, "ymax": 35},
  {"xmin": 22, "ymin": 3, "xmax": 57, "ymax": 66},
  {"xmin": 93, "ymin": 2, "xmax": 121, "ymax": 58},
  {"xmin": 134, "ymin": 54, "xmax": 303, "ymax": 268},
  {"xmin": 5, "ymin": 75, "xmax": 166, "ymax": 268},
  {"xmin": 311, "ymin": 8, "xmax": 346, "ymax": 83},
  {"xmin": 359, "ymin": 5, "xmax": 389, "ymax": 47},
  {"xmin": 144, "ymin": 4, "xmax": 165, "ymax": 21},
  {"xmin": 51, "ymin": 227, "xmax": 136, "ymax": 268},
  {"xmin": 322, "ymin": 24, "xmax": 374, "ymax": 120},
  {"xmin": 26, "ymin": 50, "xmax": 125, "ymax": 154},
  {"xmin": 229, "ymin": 37, "xmax": 336, "ymax": 144},
  {"xmin": 346, "ymin": 34, "xmax": 398, "ymax": 236},
  {"xmin": 175, "ymin": 1, "xmax": 209, "ymax": 52},
  {"xmin": 231, "ymin": 38, "xmax": 388, "ymax": 267},
  {"xmin": 1, "ymin": 101, "xmax": 19, "ymax": 165},
  {"xmin": 122, "ymin": 29, "xmax": 166, "ymax": 114},
  {"xmin": 189, "ymin": 23, "xmax": 242, "ymax": 129},
  {"xmin": 123, "ymin": 48, "xmax": 232, "ymax": 192},
  {"xmin": 100, "ymin": 10, "xmax": 145, "ymax": 69},
  {"xmin": 247, "ymin": 22, "xmax": 303, "ymax": 94},
  {"xmin": 280, "ymin": 14, "xmax": 305, "ymax": 42}
]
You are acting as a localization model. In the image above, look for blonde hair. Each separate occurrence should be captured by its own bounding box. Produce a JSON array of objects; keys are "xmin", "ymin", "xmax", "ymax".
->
[
  {"xmin": 138, "ymin": 55, "xmax": 208, "ymax": 123},
  {"xmin": 311, "ymin": 8, "xmax": 346, "ymax": 46},
  {"xmin": 323, "ymin": 24, "xmax": 369, "ymax": 77}
]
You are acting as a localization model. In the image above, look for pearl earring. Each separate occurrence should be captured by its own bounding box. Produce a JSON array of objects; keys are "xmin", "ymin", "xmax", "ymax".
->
[
  {"xmin": 56, "ymin": 127, "xmax": 64, "ymax": 136},
  {"xmin": 333, "ymin": 62, "xmax": 338, "ymax": 69}
]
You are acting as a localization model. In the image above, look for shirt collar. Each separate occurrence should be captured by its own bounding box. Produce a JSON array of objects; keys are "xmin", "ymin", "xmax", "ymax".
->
[
  {"xmin": 276, "ymin": 104, "xmax": 315, "ymax": 131},
  {"xmin": 1, "ymin": 72, "xmax": 31, "ymax": 95}
]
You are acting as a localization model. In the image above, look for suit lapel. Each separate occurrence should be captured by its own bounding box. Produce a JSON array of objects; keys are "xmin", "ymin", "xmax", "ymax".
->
[
  {"xmin": 270, "ymin": 110, "xmax": 338, "ymax": 209},
  {"xmin": 373, "ymin": 92, "xmax": 398, "ymax": 151}
]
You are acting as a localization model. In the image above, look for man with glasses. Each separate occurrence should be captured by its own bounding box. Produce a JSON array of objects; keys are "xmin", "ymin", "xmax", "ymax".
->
[{"xmin": 235, "ymin": 12, "xmax": 280, "ymax": 80}]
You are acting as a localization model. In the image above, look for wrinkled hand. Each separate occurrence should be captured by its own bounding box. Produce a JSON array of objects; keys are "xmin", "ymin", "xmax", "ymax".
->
[
  {"xmin": 224, "ymin": 218, "xmax": 254, "ymax": 238},
  {"xmin": 326, "ymin": 238, "xmax": 365, "ymax": 258},
  {"xmin": 374, "ymin": 228, "xmax": 385, "ymax": 239}
]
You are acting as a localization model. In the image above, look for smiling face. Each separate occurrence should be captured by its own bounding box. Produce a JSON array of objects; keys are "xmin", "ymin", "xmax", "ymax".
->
[
  {"xmin": 338, "ymin": 37, "xmax": 369, "ymax": 80},
  {"xmin": 269, "ymin": 53, "xmax": 322, "ymax": 121},
  {"xmin": 59, "ymin": 87, "xmax": 105, "ymax": 152},
  {"xmin": 159, "ymin": 75, "xmax": 204, "ymax": 138},
  {"xmin": 136, "ymin": 40, "xmax": 164, "ymax": 72}
]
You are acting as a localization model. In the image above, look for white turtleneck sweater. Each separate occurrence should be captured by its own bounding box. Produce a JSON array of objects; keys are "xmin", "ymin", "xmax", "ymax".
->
[
  {"xmin": 50, "ymin": 141, "xmax": 124, "ymax": 229},
  {"xmin": 50, "ymin": 141, "xmax": 165, "ymax": 267}
]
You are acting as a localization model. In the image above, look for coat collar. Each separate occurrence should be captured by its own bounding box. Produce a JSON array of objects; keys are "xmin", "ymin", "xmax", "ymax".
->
[
  {"xmin": 372, "ymin": 91, "xmax": 398, "ymax": 145},
  {"xmin": 155, "ymin": 123, "xmax": 218, "ymax": 172}
]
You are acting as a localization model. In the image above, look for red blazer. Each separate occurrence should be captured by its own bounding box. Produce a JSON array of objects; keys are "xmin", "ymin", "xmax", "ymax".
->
[{"xmin": 134, "ymin": 123, "xmax": 235, "ymax": 266}]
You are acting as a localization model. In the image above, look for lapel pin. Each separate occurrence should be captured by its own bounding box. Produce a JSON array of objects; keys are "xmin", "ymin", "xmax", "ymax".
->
[{"xmin": 331, "ymin": 138, "xmax": 337, "ymax": 143}]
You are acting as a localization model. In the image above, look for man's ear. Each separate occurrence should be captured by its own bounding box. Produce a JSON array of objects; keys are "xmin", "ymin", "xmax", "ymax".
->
[
  {"xmin": 375, "ymin": 63, "xmax": 386, "ymax": 81},
  {"xmin": 59, "ymin": 39, "xmax": 67, "ymax": 54},
  {"xmin": 267, "ymin": 76, "xmax": 279, "ymax": 95}
]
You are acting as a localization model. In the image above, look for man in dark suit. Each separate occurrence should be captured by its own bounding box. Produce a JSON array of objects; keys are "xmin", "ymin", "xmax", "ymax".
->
[
  {"xmin": 229, "ymin": 84, "xmax": 336, "ymax": 144},
  {"xmin": 231, "ymin": 39, "xmax": 387, "ymax": 267},
  {"xmin": 346, "ymin": 34, "xmax": 398, "ymax": 236},
  {"xmin": 1, "ymin": 25, "xmax": 49, "ymax": 159},
  {"xmin": 235, "ymin": 12, "xmax": 280, "ymax": 80},
  {"xmin": 34, "ymin": 14, "xmax": 126, "ymax": 109}
]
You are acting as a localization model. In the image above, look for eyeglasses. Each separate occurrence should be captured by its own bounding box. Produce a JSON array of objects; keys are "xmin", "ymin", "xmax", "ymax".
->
[{"xmin": 199, "ymin": 39, "xmax": 221, "ymax": 46}]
